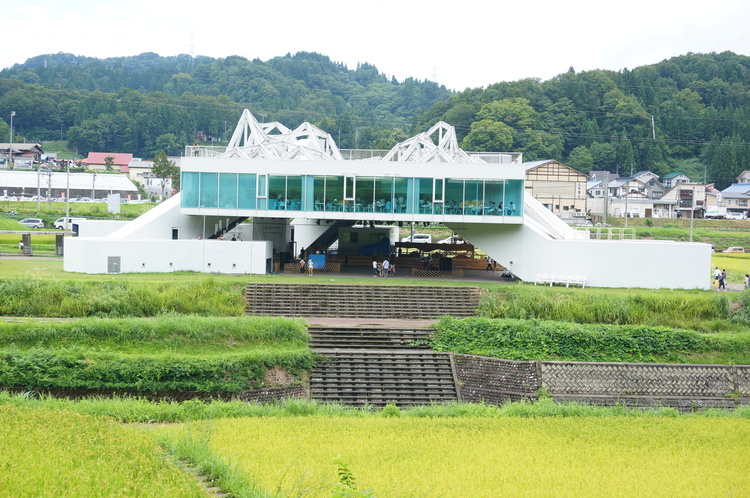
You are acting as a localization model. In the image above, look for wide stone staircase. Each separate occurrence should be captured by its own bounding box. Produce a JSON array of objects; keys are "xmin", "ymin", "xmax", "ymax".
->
[
  {"xmin": 245, "ymin": 283, "xmax": 481, "ymax": 319},
  {"xmin": 309, "ymin": 327, "xmax": 458, "ymax": 407}
]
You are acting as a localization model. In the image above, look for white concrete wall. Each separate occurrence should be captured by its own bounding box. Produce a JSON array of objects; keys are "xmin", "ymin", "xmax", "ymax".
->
[
  {"xmin": 64, "ymin": 238, "xmax": 271, "ymax": 274},
  {"xmin": 447, "ymin": 222, "xmax": 712, "ymax": 289},
  {"xmin": 77, "ymin": 220, "xmax": 130, "ymax": 237}
]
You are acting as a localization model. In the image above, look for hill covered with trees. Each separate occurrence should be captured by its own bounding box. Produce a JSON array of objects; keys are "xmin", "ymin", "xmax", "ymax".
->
[
  {"xmin": 0, "ymin": 51, "xmax": 451, "ymax": 157},
  {"xmin": 0, "ymin": 50, "xmax": 748, "ymax": 188}
]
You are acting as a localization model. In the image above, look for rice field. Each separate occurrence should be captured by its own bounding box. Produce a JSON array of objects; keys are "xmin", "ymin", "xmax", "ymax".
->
[
  {"xmin": 0, "ymin": 404, "xmax": 203, "ymax": 497},
  {"xmin": 158, "ymin": 415, "xmax": 750, "ymax": 497}
]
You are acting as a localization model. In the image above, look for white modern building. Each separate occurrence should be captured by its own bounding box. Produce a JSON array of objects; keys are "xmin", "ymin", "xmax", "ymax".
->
[{"xmin": 64, "ymin": 110, "xmax": 712, "ymax": 289}]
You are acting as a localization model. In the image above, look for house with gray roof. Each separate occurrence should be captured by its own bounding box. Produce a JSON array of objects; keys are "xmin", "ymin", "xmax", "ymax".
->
[{"xmin": 719, "ymin": 183, "xmax": 750, "ymax": 218}]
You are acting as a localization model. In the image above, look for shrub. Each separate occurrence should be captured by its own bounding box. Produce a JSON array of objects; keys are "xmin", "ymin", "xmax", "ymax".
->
[{"xmin": 431, "ymin": 316, "xmax": 713, "ymax": 362}]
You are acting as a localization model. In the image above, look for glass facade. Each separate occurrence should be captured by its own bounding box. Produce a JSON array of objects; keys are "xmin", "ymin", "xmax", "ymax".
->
[{"xmin": 182, "ymin": 172, "xmax": 523, "ymax": 217}]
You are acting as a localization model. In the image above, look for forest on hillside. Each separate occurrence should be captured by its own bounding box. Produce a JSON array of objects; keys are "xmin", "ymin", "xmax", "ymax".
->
[{"xmin": 0, "ymin": 50, "xmax": 748, "ymax": 188}]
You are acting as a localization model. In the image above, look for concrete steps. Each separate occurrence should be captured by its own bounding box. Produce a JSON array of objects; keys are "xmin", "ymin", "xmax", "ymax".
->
[
  {"xmin": 309, "ymin": 327, "xmax": 432, "ymax": 349},
  {"xmin": 245, "ymin": 283, "xmax": 481, "ymax": 319},
  {"xmin": 311, "ymin": 350, "xmax": 457, "ymax": 407},
  {"xmin": 309, "ymin": 327, "xmax": 458, "ymax": 407}
]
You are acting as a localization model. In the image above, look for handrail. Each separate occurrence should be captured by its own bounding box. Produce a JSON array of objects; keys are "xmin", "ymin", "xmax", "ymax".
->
[
  {"xmin": 522, "ymin": 192, "xmax": 575, "ymax": 240},
  {"xmin": 581, "ymin": 227, "xmax": 637, "ymax": 240}
]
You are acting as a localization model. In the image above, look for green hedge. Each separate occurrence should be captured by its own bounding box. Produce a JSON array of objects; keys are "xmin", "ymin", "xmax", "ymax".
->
[
  {"xmin": 431, "ymin": 316, "xmax": 719, "ymax": 363},
  {"xmin": 0, "ymin": 349, "xmax": 317, "ymax": 393}
]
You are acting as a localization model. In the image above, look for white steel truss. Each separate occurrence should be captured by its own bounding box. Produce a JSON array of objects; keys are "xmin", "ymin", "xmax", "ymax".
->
[
  {"xmin": 222, "ymin": 111, "xmax": 481, "ymax": 164},
  {"xmin": 222, "ymin": 109, "xmax": 344, "ymax": 161},
  {"xmin": 380, "ymin": 121, "xmax": 481, "ymax": 164}
]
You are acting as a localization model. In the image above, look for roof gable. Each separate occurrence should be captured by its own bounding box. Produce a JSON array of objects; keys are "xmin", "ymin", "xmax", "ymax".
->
[{"xmin": 82, "ymin": 152, "xmax": 134, "ymax": 166}]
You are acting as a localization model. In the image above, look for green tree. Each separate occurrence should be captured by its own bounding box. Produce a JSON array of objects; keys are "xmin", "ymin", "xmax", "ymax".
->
[
  {"xmin": 151, "ymin": 151, "xmax": 180, "ymax": 198},
  {"xmin": 461, "ymin": 120, "xmax": 514, "ymax": 152},
  {"xmin": 0, "ymin": 118, "xmax": 9, "ymax": 142},
  {"xmin": 476, "ymin": 98, "xmax": 539, "ymax": 130},
  {"xmin": 104, "ymin": 156, "xmax": 115, "ymax": 171},
  {"xmin": 589, "ymin": 142, "xmax": 617, "ymax": 171},
  {"xmin": 567, "ymin": 146, "xmax": 595, "ymax": 172},
  {"xmin": 155, "ymin": 133, "xmax": 182, "ymax": 156}
]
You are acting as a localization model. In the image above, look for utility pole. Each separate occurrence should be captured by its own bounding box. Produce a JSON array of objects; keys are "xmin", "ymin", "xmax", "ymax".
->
[
  {"xmin": 603, "ymin": 172, "xmax": 609, "ymax": 226},
  {"xmin": 651, "ymin": 115, "xmax": 656, "ymax": 140},
  {"xmin": 8, "ymin": 111, "xmax": 15, "ymax": 167},
  {"xmin": 65, "ymin": 160, "xmax": 70, "ymax": 228}
]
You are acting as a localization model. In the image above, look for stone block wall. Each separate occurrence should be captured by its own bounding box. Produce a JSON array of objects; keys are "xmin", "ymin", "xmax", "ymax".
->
[
  {"xmin": 451, "ymin": 354, "xmax": 538, "ymax": 404},
  {"xmin": 451, "ymin": 355, "xmax": 750, "ymax": 411}
]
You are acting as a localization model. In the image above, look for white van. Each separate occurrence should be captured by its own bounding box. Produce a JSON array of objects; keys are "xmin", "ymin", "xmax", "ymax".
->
[{"xmin": 54, "ymin": 217, "xmax": 86, "ymax": 230}]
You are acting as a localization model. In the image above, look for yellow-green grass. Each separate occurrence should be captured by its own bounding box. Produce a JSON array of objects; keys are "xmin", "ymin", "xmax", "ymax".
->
[
  {"xmin": 158, "ymin": 415, "xmax": 750, "ymax": 497},
  {"xmin": 0, "ymin": 405, "xmax": 203, "ymax": 497},
  {"xmin": 712, "ymin": 252, "xmax": 750, "ymax": 283},
  {"xmin": 0, "ymin": 233, "xmax": 58, "ymax": 255}
]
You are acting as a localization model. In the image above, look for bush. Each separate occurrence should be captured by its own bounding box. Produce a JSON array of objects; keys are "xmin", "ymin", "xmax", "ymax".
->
[{"xmin": 431, "ymin": 316, "xmax": 711, "ymax": 362}]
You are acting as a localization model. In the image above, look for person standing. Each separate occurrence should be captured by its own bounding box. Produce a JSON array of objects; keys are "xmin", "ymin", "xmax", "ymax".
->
[
  {"xmin": 713, "ymin": 267, "xmax": 722, "ymax": 286},
  {"xmin": 299, "ymin": 258, "xmax": 306, "ymax": 274},
  {"xmin": 372, "ymin": 259, "xmax": 378, "ymax": 277},
  {"xmin": 718, "ymin": 270, "xmax": 727, "ymax": 291},
  {"xmin": 382, "ymin": 258, "xmax": 390, "ymax": 278},
  {"xmin": 307, "ymin": 258, "xmax": 314, "ymax": 276},
  {"xmin": 18, "ymin": 240, "xmax": 24, "ymax": 254}
]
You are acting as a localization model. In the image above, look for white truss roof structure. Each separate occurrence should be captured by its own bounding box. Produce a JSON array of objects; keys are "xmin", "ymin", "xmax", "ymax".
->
[
  {"xmin": 220, "ymin": 111, "xmax": 484, "ymax": 164},
  {"xmin": 380, "ymin": 121, "xmax": 482, "ymax": 164},
  {"xmin": 221, "ymin": 109, "xmax": 344, "ymax": 161}
]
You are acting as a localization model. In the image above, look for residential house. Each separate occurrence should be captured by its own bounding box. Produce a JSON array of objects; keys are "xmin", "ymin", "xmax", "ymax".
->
[
  {"xmin": 523, "ymin": 159, "xmax": 588, "ymax": 218},
  {"xmin": 80, "ymin": 152, "xmax": 134, "ymax": 173},
  {"xmin": 719, "ymin": 184, "xmax": 750, "ymax": 218},
  {"xmin": 736, "ymin": 171, "xmax": 750, "ymax": 183},
  {"xmin": 588, "ymin": 170, "xmax": 681, "ymax": 218},
  {"xmin": 0, "ymin": 143, "xmax": 44, "ymax": 169},
  {"xmin": 661, "ymin": 171, "xmax": 690, "ymax": 190},
  {"xmin": 659, "ymin": 183, "xmax": 707, "ymax": 218}
]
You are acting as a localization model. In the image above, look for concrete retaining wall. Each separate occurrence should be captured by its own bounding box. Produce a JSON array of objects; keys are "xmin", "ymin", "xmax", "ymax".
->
[{"xmin": 452, "ymin": 354, "xmax": 750, "ymax": 411}]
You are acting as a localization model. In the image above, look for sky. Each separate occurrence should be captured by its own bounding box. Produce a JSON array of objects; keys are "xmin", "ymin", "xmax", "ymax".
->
[{"xmin": 3, "ymin": 0, "xmax": 750, "ymax": 91}]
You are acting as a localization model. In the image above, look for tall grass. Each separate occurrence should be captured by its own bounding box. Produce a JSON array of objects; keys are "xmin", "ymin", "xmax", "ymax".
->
[
  {"xmin": 0, "ymin": 277, "xmax": 246, "ymax": 316},
  {"xmin": 0, "ymin": 315, "xmax": 309, "ymax": 352},
  {"xmin": 0, "ymin": 316, "xmax": 316, "ymax": 393},
  {"xmin": 2, "ymin": 393, "xmax": 746, "ymax": 423},
  {"xmin": 477, "ymin": 286, "xmax": 735, "ymax": 330},
  {"xmin": 0, "ymin": 404, "xmax": 203, "ymax": 497},
  {"xmin": 0, "ymin": 348, "xmax": 317, "ymax": 393}
]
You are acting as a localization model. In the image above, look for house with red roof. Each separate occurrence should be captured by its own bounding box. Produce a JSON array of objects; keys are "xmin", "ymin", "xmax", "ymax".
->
[{"xmin": 80, "ymin": 152, "xmax": 133, "ymax": 173}]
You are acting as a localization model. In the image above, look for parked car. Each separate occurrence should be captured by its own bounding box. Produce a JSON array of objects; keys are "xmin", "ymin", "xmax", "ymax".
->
[
  {"xmin": 401, "ymin": 234, "xmax": 432, "ymax": 243},
  {"xmin": 722, "ymin": 247, "xmax": 745, "ymax": 253},
  {"xmin": 53, "ymin": 217, "xmax": 86, "ymax": 230},
  {"xmin": 18, "ymin": 218, "xmax": 45, "ymax": 229},
  {"xmin": 725, "ymin": 211, "xmax": 747, "ymax": 220},
  {"xmin": 438, "ymin": 235, "xmax": 466, "ymax": 244}
]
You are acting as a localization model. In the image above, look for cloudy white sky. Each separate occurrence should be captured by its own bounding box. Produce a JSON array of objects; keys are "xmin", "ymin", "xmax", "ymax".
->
[{"xmin": 3, "ymin": 0, "xmax": 749, "ymax": 91}]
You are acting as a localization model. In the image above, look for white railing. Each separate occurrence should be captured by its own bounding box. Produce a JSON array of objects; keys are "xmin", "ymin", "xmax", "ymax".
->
[
  {"xmin": 582, "ymin": 227, "xmax": 637, "ymax": 240},
  {"xmin": 522, "ymin": 192, "xmax": 578, "ymax": 240},
  {"xmin": 184, "ymin": 146, "xmax": 226, "ymax": 158}
]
